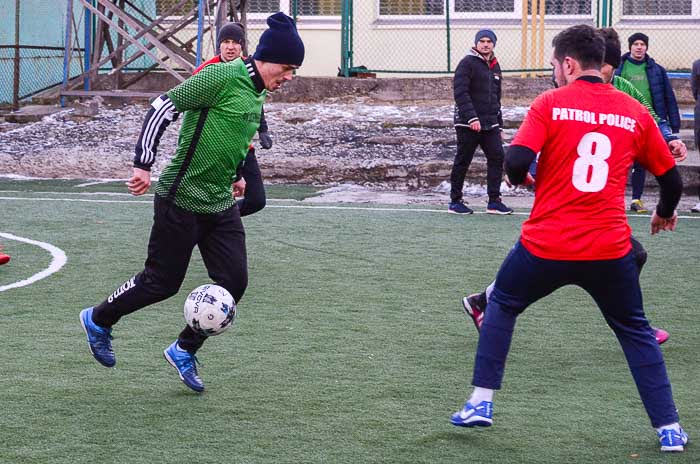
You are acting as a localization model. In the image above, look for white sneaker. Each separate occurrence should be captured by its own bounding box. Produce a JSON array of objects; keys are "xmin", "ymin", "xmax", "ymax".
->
[{"xmin": 691, "ymin": 202, "xmax": 700, "ymax": 213}]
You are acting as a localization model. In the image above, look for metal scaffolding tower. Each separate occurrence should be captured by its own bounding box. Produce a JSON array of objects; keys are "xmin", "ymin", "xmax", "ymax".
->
[{"xmin": 60, "ymin": 0, "xmax": 241, "ymax": 103}]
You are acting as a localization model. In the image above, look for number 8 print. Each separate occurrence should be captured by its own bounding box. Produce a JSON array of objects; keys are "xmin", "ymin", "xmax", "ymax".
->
[{"xmin": 572, "ymin": 132, "xmax": 611, "ymax": 192}]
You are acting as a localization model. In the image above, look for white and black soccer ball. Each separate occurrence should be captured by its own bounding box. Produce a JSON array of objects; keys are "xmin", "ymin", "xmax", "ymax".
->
[{"xmin": 184, "ymin": 284, "xmax": 236, "ymax": 337}]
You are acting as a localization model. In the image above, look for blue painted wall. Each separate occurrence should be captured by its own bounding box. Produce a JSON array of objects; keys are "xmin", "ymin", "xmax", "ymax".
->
[{"xmin": 0, "ymin": 0, "xmax": 158, "ymax": 104}]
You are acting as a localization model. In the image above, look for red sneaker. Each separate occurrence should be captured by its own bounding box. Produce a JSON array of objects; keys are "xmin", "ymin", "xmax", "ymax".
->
[
  {"xmin": 653, "ymin": 327, "xmax": 669, "ymax": 345},
  {"xmin": 462, "ymin": 294, "xmax": 484, "ymax": 331},
  {"xmin": 0, "ymin": 253, "xmax": 9, "ymax": 265}
]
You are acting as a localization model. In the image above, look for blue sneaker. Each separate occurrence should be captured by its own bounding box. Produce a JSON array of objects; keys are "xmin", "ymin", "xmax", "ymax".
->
[
  {"xmin": 486, "ymin": 201, "xmax": 513, "ymax": 215},
  {"xmin": 449, "ymin": 201, "xmax": 473, "ymax": 215},
  {"xmin": 450, "ymin": 400, "xmax": 493, "ymax": 427},
  {"xmin": 79, "ymin": 307, "xmax": 115, "ymax": 367},
  {"xmin": 658, "ymin": 426, "xmax": 688, "ymax": 452},
  {"xmin": 164, "ymin": 341, "xmax": 204, "ymax": 393}
]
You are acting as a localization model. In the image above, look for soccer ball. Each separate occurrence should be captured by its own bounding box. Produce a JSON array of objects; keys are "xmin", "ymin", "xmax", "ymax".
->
[{"xmin": 183, "ymin": 284, "xmax": 236, "ymax": 336}]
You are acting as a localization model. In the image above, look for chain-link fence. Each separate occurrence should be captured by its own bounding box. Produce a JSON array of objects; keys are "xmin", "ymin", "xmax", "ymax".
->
[
  {"xmin": 2, "ymin": 0, "xmax": 697, "ymax": 105},
  {"xmin": 0, "ymin": 1, "xmax": 86, "ymax": 107},
  {"xmin": 0, "ymin": 0, "xmax": 172, "ymax": 106},
  {"xmin": 341, "ymin": 0, "xmax": 700, "ymax": 75},
  {"xmin": 0, "ymin": 46, "xmax": 84, "ymax": 107}
]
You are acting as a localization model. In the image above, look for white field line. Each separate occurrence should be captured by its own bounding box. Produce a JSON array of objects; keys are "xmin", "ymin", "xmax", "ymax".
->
[
  {"xmin": 74, "ymin": 179, "xmax": 129, "ymax": 187},
  {"xmin": 0, "ymin": 232, "xmax": 67, "ymax": 292},
  {"xmin": 0, "ymin": 194, "xmax": 699, "ymax": 220}
]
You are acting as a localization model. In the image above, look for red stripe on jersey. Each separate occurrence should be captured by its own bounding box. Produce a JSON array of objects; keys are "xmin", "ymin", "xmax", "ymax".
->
[{"xmin": 192, "ymin": 55, "xmax": 223, "ymax": 75}]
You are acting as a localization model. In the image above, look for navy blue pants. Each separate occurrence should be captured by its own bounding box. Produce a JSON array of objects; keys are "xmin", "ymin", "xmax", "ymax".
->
[{"xmin": 473, "ymin": 241, "xmax": 678, "ymax": 427}]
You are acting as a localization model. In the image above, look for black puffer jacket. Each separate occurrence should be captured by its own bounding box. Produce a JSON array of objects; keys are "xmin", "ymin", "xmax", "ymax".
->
[{"xmin": 453, "ymin": 48, "xmax": 503, "ymax": 130}]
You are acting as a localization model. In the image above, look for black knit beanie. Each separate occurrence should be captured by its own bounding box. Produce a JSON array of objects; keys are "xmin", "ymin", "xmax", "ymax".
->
[
  {"xmin": 628, "ymin": 32, "xmax": 649, "ymax": 50},
  {"xmin": 253, "ymin": 13, "xmax": 305, "ymax": 67},
  {"xmin": 217, "ymin": 22, "xmax": 245, "ymax": 47}
]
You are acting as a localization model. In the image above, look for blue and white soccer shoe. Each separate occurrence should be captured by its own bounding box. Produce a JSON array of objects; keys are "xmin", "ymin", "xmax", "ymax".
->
[
  {"xmin": 658, "ymin": 426, "xmax": 689, "ymax": 452},
  {"xmin": 450, "ymin": 400, "xmax": 493, "ymax": 427},
  {"xmin": 164, "ymin": 341, "xmax": 204, "ymax": 393},
  {"xmin": 79, "ymin": 307, "xmax": 116, "ymax": 367}
]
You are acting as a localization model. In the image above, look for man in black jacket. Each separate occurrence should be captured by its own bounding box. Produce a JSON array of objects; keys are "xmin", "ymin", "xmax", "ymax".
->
[
  {"xmin": 692, "ymin": 58, "xmax": 700, "ymax": 213},
  {"xmin": 449, "ymin": 29, "xmax": 512, "ymax": 215}
]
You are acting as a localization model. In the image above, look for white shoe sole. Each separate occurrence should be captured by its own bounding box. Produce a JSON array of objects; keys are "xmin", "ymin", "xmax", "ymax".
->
[
  {"xmin": 660, "ymin": 444, "xmax": 685, "ymax": 452},
  {"xmin": 452, "ymin": 415, "xmax": 493, "ymax": 427},
  {"xmin": 486, "ymin": 209, "xmax": 513, "ymax": 215}
]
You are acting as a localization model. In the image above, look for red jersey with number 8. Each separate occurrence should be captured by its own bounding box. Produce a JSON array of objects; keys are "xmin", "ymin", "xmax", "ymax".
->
[{"xmin": 512, "ymin": 79, "xmax": 675, "ymax": 260}]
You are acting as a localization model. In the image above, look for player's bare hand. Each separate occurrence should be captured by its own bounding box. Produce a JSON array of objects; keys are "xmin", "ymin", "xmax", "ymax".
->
[
  {"xmin": 668, "ymin": 140, "xmax": 687, "ymax": 163},
  {"xmin": 650, "ymin": 211, "xmax": 677, "ymax": 235},
  {"xmin": 126, "ymin": 167, "xmax": 151, "ymax": 196},
  {"xmin": 232, "ymin": 178, "xmax": 246, "ymax": 198},
  {"xmin": 469, "ymin": 120, "xmax": 481, "ymax": 132}
]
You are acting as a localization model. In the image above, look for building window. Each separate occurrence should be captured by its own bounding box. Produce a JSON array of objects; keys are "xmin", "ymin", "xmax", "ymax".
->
[
  {"xmin": 527, "ymin": 0, "xmax": 591, "ymax": 15},
  {"xmin": 379, "ymin": 0, "xmax": 592, "ymax": 16},
  {"xmin": 248, "ymin": 0, "xmax": 341, "ymax": 15},
  {"xmin": 454, "ymin": 0, "xmax": 512, "ymax": 13},
  {"xmin": 623, "ymin": 0, "xmax": 692, "ymax": 15},
  {"xmin": 297, "ymin": 0, "xmax": 342, "ymax": 15},
  {"xmin": 379, "ymin": 0, "xmax": 444, "ymax": 15},
  {"xmin": 248, "ymin": 0, "xmax": 282, "ymax": 13}
]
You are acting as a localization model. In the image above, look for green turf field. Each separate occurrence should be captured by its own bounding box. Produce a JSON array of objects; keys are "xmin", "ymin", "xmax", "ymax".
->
[{"xmin": 0, "ymin": 179, "xmax": 698, "ymax": 463}]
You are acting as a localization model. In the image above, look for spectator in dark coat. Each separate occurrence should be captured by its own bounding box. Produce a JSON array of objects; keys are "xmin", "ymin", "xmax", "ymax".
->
[
  {"xmin": 691, "ymin": 58, "xmax": 700, "ymax": 213},
  {"xmin": 615, "ymin": 32, "xmax": 681, "ymax": 213},
  {"xmin": 449, "ymin": 29, "xmax": 512, "ymax": 215}
]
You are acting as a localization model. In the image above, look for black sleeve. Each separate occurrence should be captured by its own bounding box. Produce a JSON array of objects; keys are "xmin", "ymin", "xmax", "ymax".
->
[
  {"xmin": 496, "ymin": 66, "xmax": 503, "ymax": 128},
  {"xmin": 692, "ymin": 60, "xmax": 700, "ymax": 101},
  {"xmin": 236, "ymin": 150, "xmax": 266, "ymax": 217},
  {"xmin": 655, "ymin": 166, "xmax": 683, "ymax": 218},
  {"xmin": 454, "ymin": 58, "xmax": 477, "ymax": 124},
  {"xmin": 504, "ymin": 144, "xmax": 537, "ymax": 185},
  {"xmin": 258, "ymin": 106, "xmax": 268, "ymax": 133},
  {"xmin": 134, "ymin": 95, "xmax": 178, "ymax": 171}
]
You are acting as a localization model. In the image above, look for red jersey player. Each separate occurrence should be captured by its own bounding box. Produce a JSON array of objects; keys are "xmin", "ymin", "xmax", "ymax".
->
[
  {"xmin": 450, "ymin": 25, "xmax": 687, "ymax": 452},
  {"xmin": 460, "ymin": 28, "xmax": 682, "ymax": 344}
]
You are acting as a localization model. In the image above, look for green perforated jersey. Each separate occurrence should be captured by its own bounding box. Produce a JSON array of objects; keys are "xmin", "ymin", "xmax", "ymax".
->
[
  {"xmin": 156, "ymin": 58, "xmax": 266, "ymax": 213},
  {"xmin": 612, "ymin": 75, "xmax": 660, "ymax": 123}
]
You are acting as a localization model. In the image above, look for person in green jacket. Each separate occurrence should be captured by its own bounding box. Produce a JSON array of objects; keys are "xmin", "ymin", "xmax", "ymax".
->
[
  {"xmin": 616, "ymin": 32, "xmax": 682, "ymax": 213},
  {"xmin": 598, "ymin": 29, "xmax": 686, "ymax": 161},
  {"xmin": 79, "ymin": 13, "xmax": 304, "ymax": 393}
]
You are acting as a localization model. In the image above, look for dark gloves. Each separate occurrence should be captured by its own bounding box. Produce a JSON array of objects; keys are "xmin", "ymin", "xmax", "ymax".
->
[{"xmin": 259, "ymin": 131, "xmax": 273, "ymax": 149}]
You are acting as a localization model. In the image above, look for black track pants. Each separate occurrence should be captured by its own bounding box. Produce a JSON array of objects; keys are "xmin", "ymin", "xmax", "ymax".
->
[
  {"xmin": 450, "ymin": 126, "xmax": 505, "ymax": 203},
  {"xmin": 92, "ymin": 194, "xmax": 247, "ymax": 353}
]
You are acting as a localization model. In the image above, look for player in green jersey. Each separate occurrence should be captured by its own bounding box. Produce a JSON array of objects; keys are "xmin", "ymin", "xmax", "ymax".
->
[{"xmin": 79, "ymin": 13, "xmax": 304, "ymax": 393}]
